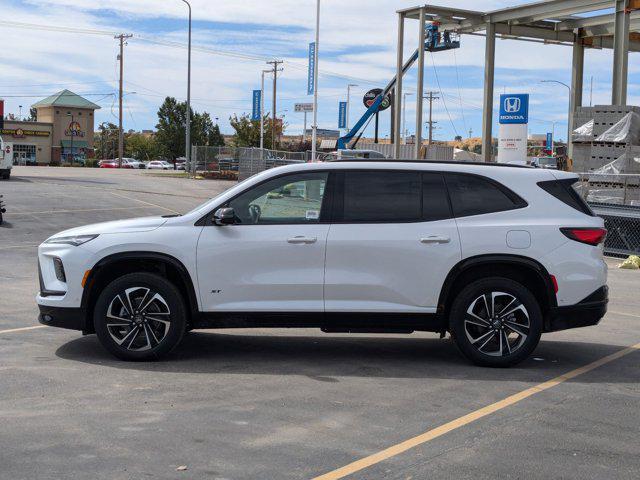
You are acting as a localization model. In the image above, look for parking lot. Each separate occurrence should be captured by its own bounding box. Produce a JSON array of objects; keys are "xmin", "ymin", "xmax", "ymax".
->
[{"xmin": 1, "ymin": 166, "xmax": 639, "ymax": 479}]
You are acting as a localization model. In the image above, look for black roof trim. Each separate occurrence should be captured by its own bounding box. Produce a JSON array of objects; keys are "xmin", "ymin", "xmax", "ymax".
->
[{"xmin": 329, "ymin": 159, "xmax": 533, "ymax": 169}]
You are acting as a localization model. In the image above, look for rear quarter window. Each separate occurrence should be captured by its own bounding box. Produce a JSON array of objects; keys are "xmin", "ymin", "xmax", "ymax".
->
[
  {"xmin": 444, "ymin": 173, "xmax": 527, "ymax": 218},
  {"xmin": 537, "ymin": 178, "xmax": 594, "ymax": 216}
]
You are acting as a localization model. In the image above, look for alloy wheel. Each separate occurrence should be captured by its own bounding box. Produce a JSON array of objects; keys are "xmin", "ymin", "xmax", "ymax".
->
[
  {"xmin": 463, "ymin": 291, "xmax": 530, "ymax": 357},
  {"xmin": 105, "ymin": 287, "xmax": 171, "ymax": 351}
]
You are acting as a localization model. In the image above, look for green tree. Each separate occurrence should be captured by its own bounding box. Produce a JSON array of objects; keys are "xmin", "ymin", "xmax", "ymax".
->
[
  {"xmin": 229, "ymin": 113, "xmax": 280, "ymax": 149},
  {"xmin": 95, "ymin": 122, "xmax": 120, "ymax": 159},
  {"xmin": 208, "ymin": 123, "xmax": 225, "ymax": 147},
  {"xmin": 155, "ymin": 97, "xmax": 225, "ymax": 160},
  {"xmin": 26, "ymin": 107, "xmax": 38, "ymax": 122},
  {"xmin": 125, "ymin": 133, "xmax": 163, "ymax": 161}
]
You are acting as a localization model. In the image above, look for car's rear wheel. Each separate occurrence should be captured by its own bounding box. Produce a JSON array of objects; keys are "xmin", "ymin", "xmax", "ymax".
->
[
  {"xmin": 94, "ymin": 272, "xmax": 186, "ymax": 361},
  {"xmin": 450, "ymin": 277, "xmax": 542, "ymax": 367}
]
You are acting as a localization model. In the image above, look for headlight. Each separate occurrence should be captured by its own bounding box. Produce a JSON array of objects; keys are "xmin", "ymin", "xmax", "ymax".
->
[{"xmin": 44, "ymin": 234, "xmax": 99, "ymax": 246}]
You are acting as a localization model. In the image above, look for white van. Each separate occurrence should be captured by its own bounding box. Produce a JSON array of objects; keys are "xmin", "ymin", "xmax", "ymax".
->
[{"xmin": 0, "ymin": 136, "xmax": 13, "ymax": 179}]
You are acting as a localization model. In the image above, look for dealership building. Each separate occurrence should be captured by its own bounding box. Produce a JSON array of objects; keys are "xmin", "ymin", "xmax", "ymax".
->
[{"xmin": 0, "ymin": 90, "xmax": 100, "ymax": 164}]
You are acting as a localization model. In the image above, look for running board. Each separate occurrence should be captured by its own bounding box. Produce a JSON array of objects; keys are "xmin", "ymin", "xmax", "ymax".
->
[{"xmin": 321, "ymin": 327, "xmax": 414, "ymax": 334}]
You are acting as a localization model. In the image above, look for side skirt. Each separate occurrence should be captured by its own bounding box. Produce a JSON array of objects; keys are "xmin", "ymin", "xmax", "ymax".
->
[{"xmin": 191, "ymin": 311, "xmax": 446, "ymax": 334}]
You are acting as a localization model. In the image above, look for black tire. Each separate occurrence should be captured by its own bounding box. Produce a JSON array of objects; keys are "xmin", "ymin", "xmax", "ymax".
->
[
  {"xmin": 94, "ymin": 272, "xmax": 186, "ymax": 361},
  {"xmin": 449, "ymin": 277, "xmax": 542, "ymax": 367},
  {"xmin": 1, "ymin": 171, "xmax": 9, "ymax": 180}
]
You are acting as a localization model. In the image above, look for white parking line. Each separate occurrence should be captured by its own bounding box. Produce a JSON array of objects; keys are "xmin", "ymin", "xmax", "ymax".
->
[
  {"xmin": 0, "ymin": 244, "xmax": 41, "ymax": 250},
  {"xmin": 109, "ymin": 191, "xmax": 180, "ymax": 214},
  {"xmin": 5, "ymin": 206, "xmax": 153, "ymax": 216},
  {"xmin": 0, "ymin": 325, "xmax": 47, "ymax": 335}
]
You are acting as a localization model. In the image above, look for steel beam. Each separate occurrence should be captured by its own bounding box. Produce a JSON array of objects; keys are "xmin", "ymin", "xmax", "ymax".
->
[
  {"xmin": 482, "ymin": 22, "xmax": 496, "ymax": 163},
  {"xmin": 393, "ymin": 13, "xmax": 404, "ymax": 159},
  {"xmin": 415, "ymin": 8, "xmax": 426, "ymax": 159},
  {"xmin": 486, "ymin": 0, "xmax": 614, "ymax": 24},
  {"xmin": 612, "ymin": 0, "xmax": 630, "ymax": 105},
  {"xmin": 568, "ymin": 41, "xmax": 584, "ymax": 160}
]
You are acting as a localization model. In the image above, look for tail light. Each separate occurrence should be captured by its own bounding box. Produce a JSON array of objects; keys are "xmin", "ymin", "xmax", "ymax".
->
[{"xmin": 560, "ymin": 227, "xmax": 607, "ymax": 246}]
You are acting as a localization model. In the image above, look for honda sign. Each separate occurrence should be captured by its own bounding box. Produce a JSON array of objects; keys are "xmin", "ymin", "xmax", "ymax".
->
[{"xmin": 499, "ymin": 94, "xmax": 529, "ymax": 124}]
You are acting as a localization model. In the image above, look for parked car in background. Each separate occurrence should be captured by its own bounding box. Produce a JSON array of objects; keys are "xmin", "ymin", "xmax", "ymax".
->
[
  {"xmin": 37, "ymin": 161, "xmax": 608, "ymax": 366},
  {"xmin": 98, "ymin": 160, "xmax": 119, "ymax": 168},
  {"xmin": 121, "ymin": 158, "xmax": 146, "ymax": 169},
  {"xmin": 147, "ymin": 160, "xmax": 173, "ymax": 170}
]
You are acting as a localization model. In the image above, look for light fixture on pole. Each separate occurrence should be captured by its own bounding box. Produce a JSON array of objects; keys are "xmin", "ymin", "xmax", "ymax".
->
[
  {"xmin": 180, "ymin": 0, "xmax": 192, "ymax": 174},
  {"xmin": 311, "ymin": 0, "xmax": 320, "ymax": 161},
  {"xmin": 540, "ymin": 79, "xmax": 571, "ymax": 145},
  {"xmin": 346, "ymin": 83, "xmax": 358, "ymax": 131}
]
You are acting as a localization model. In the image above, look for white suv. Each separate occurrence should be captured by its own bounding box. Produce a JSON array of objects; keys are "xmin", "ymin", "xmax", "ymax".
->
[{"xmin": 37, "ymin": 161, "xmax": 608, "ymax": 366}]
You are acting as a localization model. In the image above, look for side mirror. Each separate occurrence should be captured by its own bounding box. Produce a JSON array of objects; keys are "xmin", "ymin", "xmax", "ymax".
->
[{"xmin": 213, "ymin": 207, "xmax": 236, "ymax": 226}]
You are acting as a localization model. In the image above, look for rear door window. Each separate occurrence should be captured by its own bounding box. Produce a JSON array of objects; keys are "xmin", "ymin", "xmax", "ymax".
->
[
  {"xmin": 445, "ymin": 173, "xmax": 526, "ymax": 218},
  {"xmin": 341, "ymin": 171, "xmax": 421, "ymax": 222},
  {"xmin": 333, "ymin": 170, "xmax": 452, "ymax": 223}
]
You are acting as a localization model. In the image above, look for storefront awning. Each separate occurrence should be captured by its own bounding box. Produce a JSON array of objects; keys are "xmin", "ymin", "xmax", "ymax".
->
[{"xmin": 60, "ymin": 140, "xmax": 89, "ymax": 148}]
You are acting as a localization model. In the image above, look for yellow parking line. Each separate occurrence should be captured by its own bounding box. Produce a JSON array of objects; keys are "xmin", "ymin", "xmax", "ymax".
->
[
  {"xmin": 0, "ymin": 325, "xmax": 47, "ymax": 335},
  {"xmin": 312, "ymin": 342, "xmax": 640, "ymax": 480}
]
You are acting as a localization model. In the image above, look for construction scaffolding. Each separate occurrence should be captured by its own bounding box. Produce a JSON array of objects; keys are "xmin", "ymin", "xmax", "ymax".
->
[{"xmin": 395, "ymin": 1, "xmax": 640, "ymax": 161}]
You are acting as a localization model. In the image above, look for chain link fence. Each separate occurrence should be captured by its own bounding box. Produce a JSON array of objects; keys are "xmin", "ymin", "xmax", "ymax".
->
[
  {"xmin": 190, "ymin": 146, "xmax": 310, "ymax": 181},
  {"xmin": 575, "ymin": 172, "xmax": 640, "ymax": 257}
]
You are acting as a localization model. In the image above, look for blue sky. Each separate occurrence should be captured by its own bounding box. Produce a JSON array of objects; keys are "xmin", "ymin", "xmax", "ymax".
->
[{"xmin": 1, "ymin": 0, "xmax": 638, "ymax": 142}]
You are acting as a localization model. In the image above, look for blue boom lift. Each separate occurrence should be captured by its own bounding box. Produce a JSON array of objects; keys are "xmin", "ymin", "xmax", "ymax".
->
[{"xmin": 336, "ymin": 23, "xmax": 460, "ymax": 150}]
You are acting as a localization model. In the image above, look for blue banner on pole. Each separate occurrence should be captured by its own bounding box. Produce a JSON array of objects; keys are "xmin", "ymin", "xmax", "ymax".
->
[
  {"xmin": 252, "ymin": 90, "xmax": 261, "ymax": 121},
  {"xmin": 338, "ymin": 101, "xmax": 347, "ymax": 129},
  {"xmin": 546, "ymin": 132, "xmax": 553, "ymax": 151},
  {"xmin": 308, "ymin": 42, "xmax": 316, "ymax": 95}
]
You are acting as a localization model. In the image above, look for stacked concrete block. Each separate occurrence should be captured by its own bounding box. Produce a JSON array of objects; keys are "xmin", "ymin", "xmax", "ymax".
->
[{"xmin": 571, "ymin": 105, "xmax": 640, "ymax": 172}]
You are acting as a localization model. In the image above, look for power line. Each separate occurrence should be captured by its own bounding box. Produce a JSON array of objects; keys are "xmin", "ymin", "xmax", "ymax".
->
[
  {"xmin": 452, "ymin": 49, "xmax": 468, "ymax": 134},
  {"xmin": 429, "ymin": 53, "xmax": 459, "ymax": 137}
]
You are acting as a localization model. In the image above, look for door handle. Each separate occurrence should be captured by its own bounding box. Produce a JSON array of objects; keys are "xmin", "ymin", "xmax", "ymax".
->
[
  {"xmin": 287, "ymin": 236, "xmax": 317, "ymax": 244},
  {"xmin": 420, "ymin": 235, "xmax": 451, "ymax": 244}
]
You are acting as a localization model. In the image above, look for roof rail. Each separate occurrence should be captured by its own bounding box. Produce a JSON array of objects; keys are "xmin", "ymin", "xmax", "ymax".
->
[{"xmin": 329, "ymin": 159, "xmax": 533, "ymax": 168}]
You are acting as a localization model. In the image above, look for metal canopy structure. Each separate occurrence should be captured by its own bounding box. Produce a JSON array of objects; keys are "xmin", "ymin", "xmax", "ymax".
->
[{"xmin": 393, "ymin": 0, "xmax": 640, "ymax": 161}]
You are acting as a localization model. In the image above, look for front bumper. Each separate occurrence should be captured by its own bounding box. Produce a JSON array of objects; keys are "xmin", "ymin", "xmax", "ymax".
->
[
  {"xmin": 546, "ymin": 286, "xmax": 608, "ymax": 332},
  {"xmin": 38, "ymin": 304, "xmax": 87, "ymax": 332}
]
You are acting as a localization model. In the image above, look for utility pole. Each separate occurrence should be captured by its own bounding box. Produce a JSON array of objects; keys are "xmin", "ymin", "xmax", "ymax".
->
[
  {"xmin": 115, "ymin": 33, "xmax": 132, "ymax": 168},
  {"xmin": 266, "ymin": 60, "xmax": 283, "ymax": 150},
  {"xmin": 424, "ymin": 91, "xmax": 439, "ymax": 145},
  {"xmin": 260, "ymin": 69, "xmax": 270, "ymax": 153}
]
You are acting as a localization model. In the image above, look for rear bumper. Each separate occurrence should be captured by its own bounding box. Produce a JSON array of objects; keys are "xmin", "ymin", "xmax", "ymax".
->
[
  {"xmin": 38, "ymin": 304, "xmax": 87, "ymax": 332},
  {"xmin": 546, "ymin": 286, "xmax": 608, "ymax": 332}
]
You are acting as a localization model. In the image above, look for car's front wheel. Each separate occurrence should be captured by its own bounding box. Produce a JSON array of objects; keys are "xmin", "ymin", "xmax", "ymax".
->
[
  {"xmin": 449, "ymin": 277, "xmax": 542, "ymax": 367},
  {"xmin": 94, "ymin": 272, "xmax": 186, "ymax": 361}
]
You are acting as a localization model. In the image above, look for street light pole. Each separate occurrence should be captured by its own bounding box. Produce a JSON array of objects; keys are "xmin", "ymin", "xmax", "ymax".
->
[
  {"xmin": 540, "ymin": 79, "xmax": 571, "ymax": 146},
  {"xmin": 180, "ymin": 0, "xmax": 192, "ymax": 174},
  {"xmin": 402, "ymin": 92, "xmax": 413, "ymax": 143},
  {"xmin": 311, "ymin": 0, "xmax": 320, "ymax": 161},
  {"xmin": 346, "ymin": 83, "xmax": 358, "ymax": 131}
]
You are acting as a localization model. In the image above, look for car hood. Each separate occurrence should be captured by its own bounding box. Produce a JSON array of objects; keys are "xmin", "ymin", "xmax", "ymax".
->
[{"xmin": 48, "ymin": 216, "xmax": 168, "ymax": 238}]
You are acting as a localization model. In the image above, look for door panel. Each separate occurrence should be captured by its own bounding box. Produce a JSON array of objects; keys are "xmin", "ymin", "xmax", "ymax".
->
[
  {"xmin": 324, "ymin": 170, "xmax": 461, "ymax": 313},
  {"xmin": 196, "ymin": 171, "xmax": 330, "ymax": 312},
  {"xmin": 324, "ymin": 220, "xmax": 460, "ymax": 312},
  {"xmin": 197, "ymin": 224, "xmax": 329, "ymax": 311}
]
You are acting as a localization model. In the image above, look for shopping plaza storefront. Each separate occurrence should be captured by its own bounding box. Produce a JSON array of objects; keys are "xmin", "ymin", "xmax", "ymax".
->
[{"xmin": 0, "ymin": 90, "xmax": 99, "ymax": 165}]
